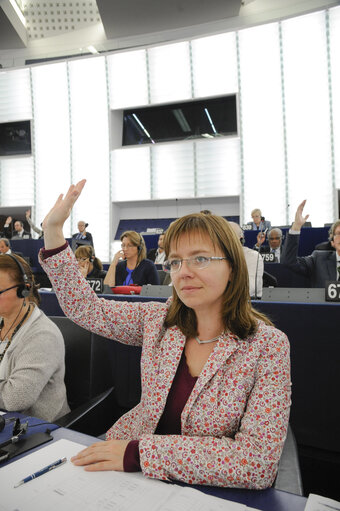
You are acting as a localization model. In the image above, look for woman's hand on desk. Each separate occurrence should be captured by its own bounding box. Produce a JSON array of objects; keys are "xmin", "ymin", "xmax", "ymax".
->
[{"xmin": 71, "ymin": 439, "xmax": 129, "ymax": 471}]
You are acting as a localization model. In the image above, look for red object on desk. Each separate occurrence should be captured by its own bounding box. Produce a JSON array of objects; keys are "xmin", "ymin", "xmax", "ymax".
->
[{"xmin": 111, "ymin": 285, "xmax": 142, "ymax": 295}]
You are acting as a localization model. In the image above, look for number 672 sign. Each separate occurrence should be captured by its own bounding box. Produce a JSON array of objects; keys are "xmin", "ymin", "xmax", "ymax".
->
[{"xmin": 325, "ymin": 281, "xmax": 340, "ymax": 302}]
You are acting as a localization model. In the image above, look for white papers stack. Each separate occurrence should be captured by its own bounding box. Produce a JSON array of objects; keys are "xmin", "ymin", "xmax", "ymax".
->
[
  {"xmin": 304, "ymin": 493, "xmax": 340, "ymax": 510},
  {"xmin": 0, "ymin": 439, "xmax": 260, "ymax": 511}
]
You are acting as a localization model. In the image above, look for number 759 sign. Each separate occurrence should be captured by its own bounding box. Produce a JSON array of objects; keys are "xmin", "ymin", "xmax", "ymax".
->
[{"xmin": 325, "ymin": 281, "xmax": 340, "ymax": 302}]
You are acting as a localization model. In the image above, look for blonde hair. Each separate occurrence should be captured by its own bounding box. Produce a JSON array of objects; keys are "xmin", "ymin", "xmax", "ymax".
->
[
  {"xmin": 120, "ymin": 231, "xmax": 146, "ymax": 265},
  {"xmin": 251, "ymin": 208, "xmax": 261, "ymax": 217},
  {"xmin": 163, "ymin": 213, "xmax": 272, "ymax": 339}
]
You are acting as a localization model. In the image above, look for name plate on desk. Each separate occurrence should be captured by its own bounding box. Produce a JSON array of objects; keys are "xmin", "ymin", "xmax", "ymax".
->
[
  {"xmin": 325, "ymin": 281, "xmax": 340, "ymax": 302},
  {"xmin": 87, "ymin": 278, "xmax": 103, "ymax": 294},
  {"xmin": 262, "ymin": 252, "xmax": 276, "ymax": 262}
]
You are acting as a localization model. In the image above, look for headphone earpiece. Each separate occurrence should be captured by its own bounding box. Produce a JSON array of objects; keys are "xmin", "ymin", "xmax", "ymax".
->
[
  {"xmin": 88, "ymin": 247, "xmax": 95, "ymax": 262},
  {"xmin": 138, "ymin": 234, "xmax": 143, "ymax": 253},
  {"xmin": 5, "ymin": 254, "xmax": 32, "ymax": 299},
  {"xmin": 16, "ymin": 283, "xmax": 31, "ymax": 298}
]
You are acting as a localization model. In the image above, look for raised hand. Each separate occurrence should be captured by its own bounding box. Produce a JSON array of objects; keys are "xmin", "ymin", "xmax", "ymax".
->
[
  {"xmin": 25, "ymin": 209, "xmax": 31, "ymax": 218},
  {"xmin": 256, "ymin": 231, "xmax": 266, "ymax": 247},
  {"xmin": 292, "ymin": 200, "xmax": 309, "ymax": 231},
  {"xmin": 43, "ymin": 179, "xmax": 86, "ymax": 249},
  {"xmin": 5, "ymin": 216, "xmax": 12, "ymax": 225}
]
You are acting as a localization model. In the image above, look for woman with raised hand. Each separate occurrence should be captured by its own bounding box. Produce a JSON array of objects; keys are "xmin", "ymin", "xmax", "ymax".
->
[{"xmin": 39, "ymin": 180, "xmax": 291, "ymax": 489}]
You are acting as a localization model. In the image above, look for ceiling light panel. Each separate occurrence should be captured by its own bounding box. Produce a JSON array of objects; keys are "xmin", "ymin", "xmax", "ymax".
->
[{"xmin": 22, "ymin": 0, "xmax": 101, "ymax": 40}]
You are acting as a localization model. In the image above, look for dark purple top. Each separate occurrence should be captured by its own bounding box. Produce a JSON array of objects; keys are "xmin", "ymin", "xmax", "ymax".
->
[{"xmin": 124, "ymin": 351, "xmax": 197, "ymax": 472}]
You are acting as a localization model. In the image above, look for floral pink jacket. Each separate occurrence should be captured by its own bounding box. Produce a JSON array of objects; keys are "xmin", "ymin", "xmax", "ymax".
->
[{"xmin": 40, "ymin": 246, "xmax": 291, "ymax": 489}]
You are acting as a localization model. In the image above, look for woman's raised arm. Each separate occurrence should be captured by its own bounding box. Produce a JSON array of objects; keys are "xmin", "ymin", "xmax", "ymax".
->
[{"xmin": 43, "ymin": 179, "xmax": 86, "ymax": 249}]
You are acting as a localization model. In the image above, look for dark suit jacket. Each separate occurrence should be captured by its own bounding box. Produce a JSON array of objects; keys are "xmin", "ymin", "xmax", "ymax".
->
[
  {"xmin": 281, "ymin": 233, "xmax": 338, "ymax": 287},
  {"xmin": 3, "ymin": 227, "xmax": 31, "ymax": 239},
  {"xmin": 72, "ymin": 231, "xmax": 93, "ymax": 247}
]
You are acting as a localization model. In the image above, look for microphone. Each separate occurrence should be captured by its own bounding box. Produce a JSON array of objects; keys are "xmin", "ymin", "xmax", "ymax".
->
[{"xmin": 254, "ymin": 250, "xmax": 261, "ymax": 299}]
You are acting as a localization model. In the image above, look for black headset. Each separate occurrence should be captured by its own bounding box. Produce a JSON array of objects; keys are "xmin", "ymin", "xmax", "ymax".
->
[
  {"xmin": 138, "ymin": 234, "xmax": 143, "ymax": 253},
  {"xmin": 5, "ymin": 254, "xmax": 32, "ymax": 298},
  {"xmin": 88, "ymin": 246, "xmax": 95, "ymax": 262}
]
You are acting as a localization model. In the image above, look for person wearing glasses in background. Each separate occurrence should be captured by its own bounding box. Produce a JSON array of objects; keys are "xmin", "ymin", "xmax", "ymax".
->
[
  {"xmin": 281, "ymin": 200, "xmax": 340, "ymax": 286},
  {"xmin": 0, "ymin": 255, "xmax": 69, "ymax": 421},
  {"xmin": 254, "ymin": 228, "xmax": 283, "ymax": 262},
  {"xmin": 39, "ymin": 180, "xmax": 291, "ymax": 490},
  {"xmin": 246, "ymin": 208, "xmax": 271, "ymax": 231},
  {"xmin": 74, "ymin": 245, "xmax": 106, "ymax": 279},
  {"xmin": 104, "ymin": 231, "xmax": 159, "ymax": 287}
]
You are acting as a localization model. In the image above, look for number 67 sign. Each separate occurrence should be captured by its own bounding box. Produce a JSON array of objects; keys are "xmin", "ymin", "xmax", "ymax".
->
[{"xmin": 325, "ymin": 281, "xmax": 340, "ymax": 302}]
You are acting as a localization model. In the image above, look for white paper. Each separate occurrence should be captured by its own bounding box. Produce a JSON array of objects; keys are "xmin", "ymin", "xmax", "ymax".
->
[
  {"xmin": 0, "ymin": 439, "xmax": 252, "ymax": 511},
  {"xmin": 304, "ymin": 493, "xmax": 340, "ymax": 511},
  {"xmin": 0, "ymin": 411, "xmax": 6, "ymax": 415}
]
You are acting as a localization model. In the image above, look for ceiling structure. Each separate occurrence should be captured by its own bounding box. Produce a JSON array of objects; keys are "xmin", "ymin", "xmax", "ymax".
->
[{"xmin": 0, "ymin": 0, "xmax": 339, "ymax": 68}]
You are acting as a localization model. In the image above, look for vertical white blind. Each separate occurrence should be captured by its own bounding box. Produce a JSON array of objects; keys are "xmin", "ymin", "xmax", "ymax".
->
[
  {"xmin": 111, "ymin": 147, "xmax": 151, "ymax": 201},
  {"xmin": 191, "ymin": 33, "xmax": 238, "ymax": 98},
  {"xmin": 151, "ymin": 142, "xmax": 195, "ymax": 199},
  {"xmin": 238, "ymin": 22, "xmax": 286, "ymax": 227},
  {"xmin": 31, "ymin": 62, "xmax": 71, "ymax": 235},
  {"xmin": 0, "ymin": 68, "xmax": 31, "ymax": 122},
  {"xmin": 282, "ymin": 11, "xmax": 332, "ymax": 226},
  {"xmin": 107, "ymin": 50, "xmax": 149, "ymax": 109},
  {"xmin": 68, "ymin": 57, "xmax": 110, "ymax": 260},
  {"xmin": 196, "ymin": 137, "xmax": 240, "ymax": 197},
  {"xmin": 147, "ymin": 42, "xmax": 192, "ymax": 104},
  {"xmin": 0, "ymin": 157, "xmax": 34, "ymax": 206},
  {"xmin": 329, "ymin": 6, "xmax": 340, "ymax": 192},
  {"xmin": 0, "ymin": 68, "xmax": 33, "ymax": 207}
]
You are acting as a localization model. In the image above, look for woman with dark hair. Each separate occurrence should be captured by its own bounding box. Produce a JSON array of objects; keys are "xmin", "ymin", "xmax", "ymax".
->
[
  {"xmin": 39, "ymin": 180, "xmax": 291, "ymax": 490},
  {"xmin": 104, "ymin": 230, "xmax": 159, "ymax": 287},
  {"xmin": 0, "ymin": 255, "xmax": 69, "ymax": 421},
  {"xmin": 75, "ymin": 245, "xmax": 106, "ymax": 279}
]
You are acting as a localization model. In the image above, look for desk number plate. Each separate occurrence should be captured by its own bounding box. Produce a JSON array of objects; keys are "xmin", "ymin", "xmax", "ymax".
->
[
  {"xmin": 262, "ymin": 253, "xmax": 276, "ymax": 262},
  {"xmin": 325, "ymin": 281, "xmax": 340, "ymax": 302},
  {"xmin": 87, "ymin": 278, "xmax": 104, "ymax": 294}
]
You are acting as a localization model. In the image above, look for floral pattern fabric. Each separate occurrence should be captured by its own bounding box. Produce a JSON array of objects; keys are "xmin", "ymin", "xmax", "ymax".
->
[{"xmin": 40, "ymin": 246, "xmax": 291, "ymax": 489}]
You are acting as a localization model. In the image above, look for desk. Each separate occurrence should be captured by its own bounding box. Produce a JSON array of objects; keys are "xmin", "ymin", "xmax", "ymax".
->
[{"xmin": 33, "ymin": 427, "xmax": 308, "ymax": 511}]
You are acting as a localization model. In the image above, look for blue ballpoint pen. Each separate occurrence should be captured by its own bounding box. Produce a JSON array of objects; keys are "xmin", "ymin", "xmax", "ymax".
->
[{"xmin": 14, "ymin": 457, "xmax": 67, "ymax": 488}]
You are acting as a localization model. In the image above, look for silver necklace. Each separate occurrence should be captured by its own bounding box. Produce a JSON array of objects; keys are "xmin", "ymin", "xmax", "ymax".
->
[{"xmin": 195, "ymin": 331, "xmax": 224, "ymax": 345}]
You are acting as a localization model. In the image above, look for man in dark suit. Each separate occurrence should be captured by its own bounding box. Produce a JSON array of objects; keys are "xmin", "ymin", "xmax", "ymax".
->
[
  {"xmin": 254, "ymin": 227, "xmax": 283, "ymax": 262},
  {"xmin": 72, "ymin": 220, "xmax": 93, "ymax": 247},
  {"xmin": 281, "ymin": 200, "xmax": 340, "ymax": 287},
  {"xmin": 3, "ymin": 217, "xmax": 31, "ymax": 239}
]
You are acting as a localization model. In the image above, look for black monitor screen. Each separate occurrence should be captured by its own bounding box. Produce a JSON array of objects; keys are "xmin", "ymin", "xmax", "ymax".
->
[
  {"xmin": 0, "ymin": 120, "xmax": 32, "ymax": 156},
  {"xmin": 122, "ymin": 95, "xmax": 237, "ymax": 146}
]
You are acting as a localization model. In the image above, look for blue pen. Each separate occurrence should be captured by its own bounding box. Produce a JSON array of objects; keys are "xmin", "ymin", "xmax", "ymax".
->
[{"xmin": 14, "ymin": 457, "xmax": 67, "ymax": 488}]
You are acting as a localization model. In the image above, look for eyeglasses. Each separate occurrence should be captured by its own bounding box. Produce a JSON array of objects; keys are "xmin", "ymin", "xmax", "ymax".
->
[
  {"xmin": 76, "ymin": 257, "xmax": 88, "ymax": 262},
  {"xmin": 163, "ymin": 256, "xmax": 228, "ymax": 273},
  {"xmin": 334, "ymin": 232, "xmax": 340, "ymax": 238},
  {"xmin": 0, "ymin": 284, "xmax": 19, "ymax": 295},
  {"xmin": 269, "ymin": 237, "xmax": 281, "ymax": 241},
  {"xmin": 121, "ymin": 243, "xmax": 135, "ymax": 249}
]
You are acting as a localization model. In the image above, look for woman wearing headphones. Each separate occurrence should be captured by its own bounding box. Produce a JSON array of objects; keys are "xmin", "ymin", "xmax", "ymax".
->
[
  {"xmin": 0, "ymin": 255, "xmax": 70, "ymax": 421},
  {"xmin": 104, "ymin": 231, "xmax": 160, "ymax": 287},
  {"xmin": 75, "ymin": 245, "xmax": 106, "ymax": 279}
]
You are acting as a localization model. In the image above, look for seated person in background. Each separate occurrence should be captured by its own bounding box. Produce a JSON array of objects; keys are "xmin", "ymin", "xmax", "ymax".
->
[
  {"xmin": 0, "ymin": 254, "xmax": 70, "ymax": 421},
  {"xmin": 229, "ymin": 222, "xmax": 264, "ymax": 298},
  {"xmin": 25, "ymin": 209, "xmax": 43, "ymax": 238},
  {"xmin": 104, "ymin": 231, "xmax": 160, "ymax": 287},
  {"xmin": 75, "ymin": 245, "xmax": 106, "ymax": 279},
  {"xmin": 247, "ymin": 208, "xmax": 271, "ymax": 231},
  {"xmin": 281, "ymin": 200, "xmax": 340, "ymax": 286},
  {"xmin": 147, "ymin": 232, "xmax": 166, "ymax": 264},
  {"xmin": 39, "ymin": 180, "xmax": 291, "ymax": 489},
  {"xmin": 3, "ymin": 217, "xmax": 31, "ymax": 240},
  {"xmin": 254, "ymin": 228, "xmax": 283, "ymax": 262},
  {"xmin": 314, "ymin": 226, "xmax": 336, "ymax": 251},
  {"xmin": 0, "ymin": 238, "xmax": 24, "ymax": 258},
  {"xmin": 72, "ymin": 220, "xmax": 93, "ymax": 247}
]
